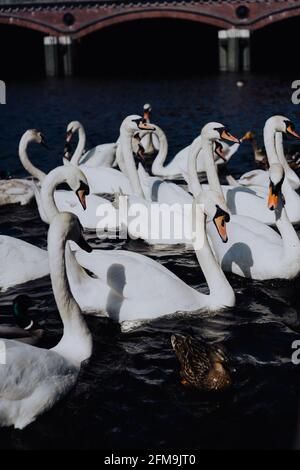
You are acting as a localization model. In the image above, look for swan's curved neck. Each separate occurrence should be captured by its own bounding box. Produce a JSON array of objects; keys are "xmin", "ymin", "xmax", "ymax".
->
[
  {"xmin": 19, "ymin": 135, "xmax": 46, "ymax": 182},
  {"xmin": 202, "ymin": 137, "xmax": 226, "ymax": 204},
  {"xmin": 120, "ymin": 129, "xmax": 144, "ymax": 197},
  {"xmin": 274, "ymin": 203, "xmax": 300, "ymax": 255},
  {"xmin": 263, "ymin": 121, "xmax": 279, "ymax": 166},
  {"xmin": 70, "ymin": 126, "xmax": 86, "ymax": 165},
  {"xmin": 275, "ymin": 132, "xmax": 300, "ymax": 187},
  {"xmin": 40, "ymin": 167, "xmax": 67, "ymax": 223},
  {"xmin": 193, "ymin": 208, "xmax": 235, "ymax": 307},
  {"xmin": 188, "ymin": 137, "xmax": 203, "ymax": 196},
  {"xmin": 49, "ymin": 219, "xmax": 92, "ymax": 367},
  {"xmin": 151, "ymin": 126, "xmax": 168, "ymax": 175}
]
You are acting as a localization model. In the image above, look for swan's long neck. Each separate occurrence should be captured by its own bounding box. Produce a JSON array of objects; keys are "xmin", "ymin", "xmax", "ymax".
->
[
  {"xmin": 40, "ymin": 167, "xmax": 66, "ymax": 223},
  {"xmin": 275, "ymin": 202, "xmax": 300, "ymax": 256},
  {"xmin": 264, "ymin": 121, "xmax": 280, "ymax": 166},
  {"xmin": 120, "ymin": 130, "xmax": 144, "ymax": 197},
  {"xmin": 70, "ymin": 126, "xmax": 86, "ymax": 165},
  {"xmin": 275, "ymin": 132, "xmax": 300, "ymax": 188},
  {"xmin": 193, "ymin": 209, "xmax": 235, "ymax": 308},
  {"xmin": 202, "ymin": 138, "xmax": 227, "ymax": 205},
  {"xmin": 49, "ymin": 219, "xmax": 92, "ymax": 367},
  {"xmin": 188, "ymin": 137, "xmax": 203, "ymax": 196},
  {"xmin": 151, "ymin": 126, "xmax": 168, "ymax": 175},
  {"xmin": 19, "ymin": 135, "xmax": 46, "ymax": 182}
]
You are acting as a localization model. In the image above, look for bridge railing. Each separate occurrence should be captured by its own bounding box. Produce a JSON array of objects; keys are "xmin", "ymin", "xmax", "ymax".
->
[{"xmin": 0, "ymin": 0, "xmax": 299, "ymax": 5}]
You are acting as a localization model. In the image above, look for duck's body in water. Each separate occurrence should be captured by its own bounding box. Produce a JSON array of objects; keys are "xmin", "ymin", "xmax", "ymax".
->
[{"xmin": 171, "ymin": 334, "xmax": 233, "ymax": 392}]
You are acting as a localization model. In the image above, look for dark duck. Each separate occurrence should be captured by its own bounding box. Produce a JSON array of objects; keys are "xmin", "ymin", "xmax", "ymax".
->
[{"xmin": 171, "ymin": 334, "xmax": 233, "ymax": 392}]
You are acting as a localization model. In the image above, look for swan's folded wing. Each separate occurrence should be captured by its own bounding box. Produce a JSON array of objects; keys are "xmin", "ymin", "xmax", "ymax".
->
[{"xmin": 0, "ymin": 340, "xmax": 76, "ymax": 401}]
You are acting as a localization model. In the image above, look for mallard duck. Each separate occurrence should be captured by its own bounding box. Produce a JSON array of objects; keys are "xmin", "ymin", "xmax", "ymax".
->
[
  {"xmin": 171, "ymin": 334, "xmax": 232, "ymax": 391},
  {"xmin": 242, "ymin": 131, "xmax": 268, "ymax": 167},
  {"xmin": 0, "ymin": 295, "xmax": 43, "ymax": 345}
]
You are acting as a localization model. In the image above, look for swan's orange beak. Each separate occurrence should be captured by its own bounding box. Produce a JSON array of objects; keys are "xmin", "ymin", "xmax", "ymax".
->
[
  {"xmin": 143, "ymin": 110, "xmax": 151, "ymax": 121},
  {"xmin": 240, "ymin": 131, "xmax": 254, "ymax": 142},
  {"xmin": 286, "ymin": 124, "xmax": 300, "ymax": 140},
  {"xmin": 76, "ymin": 181, "xmax": 90, "ymax": 210},
  {"xmin": 214, "ymin": 214, "xmax": 228, "ymax": 243},
  {"xmin": 221, "ymin": 130, "xmax": 240, "ymax": 144},
  {"xmin": 78, "ymin": 190, "xmax": 87, "ymax": 210},
  {"xmin": 268, "ymin": 184, "xmax": 279, "ymax": 210}
]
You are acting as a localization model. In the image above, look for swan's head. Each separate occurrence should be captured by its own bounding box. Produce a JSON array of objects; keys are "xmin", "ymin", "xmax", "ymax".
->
[
  {"xmin": 13, "ymin": 294, "xmax": 37, "ymax": 331},
  {"xmin": 121, "ymin": 115, "xmax": 156, "ymax": 135},
  {"xmin": 143, "ymin": 103, "xmax": 152, "ymax": 121},
  {"xmin": 195, "ymin": 190, "xmax": 230, "ymax": 243},
  {"xmin": 68, "ymin": 168, "xmax": 90, "ymax": 210},
  {"xmin": 52, "ymin": 212, "xmax": 93, "ymax": 253},
  {"xmin": 201, "ymin": 122, "xmax": 240, "ymax": 144},
  {"xmin": 266, "ymin": 116, "xmax": 300, "ymax": 139},
  {"xmin": 66, "ymin": 120, "xmax": 82, "ymax": 144},
  {"xmin": 268, "ymin": 163, "xmax": 285, "ymax": 211},
  {"xmin": 23, "ymin": 129, "xmax": 48, "ymax": 148}
]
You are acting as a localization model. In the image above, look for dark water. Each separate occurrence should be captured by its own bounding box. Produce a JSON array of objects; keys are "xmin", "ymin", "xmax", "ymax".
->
[{"xmin": 1, "ymin": 74, "xmax": 300, "ymax": 449}]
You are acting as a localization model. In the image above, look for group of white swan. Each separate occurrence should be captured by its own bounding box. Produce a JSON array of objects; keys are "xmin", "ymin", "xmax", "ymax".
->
[{"xmin": 0, "ymin": 110, "xmax": 300, "ymax": 429}]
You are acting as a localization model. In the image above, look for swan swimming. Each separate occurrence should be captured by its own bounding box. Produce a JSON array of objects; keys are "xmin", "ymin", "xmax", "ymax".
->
[
  {"xmin": 64, "ymin": 120, "xmax": 118, "ymax": 168},
  {"xmin": 0, "ymin": 130, "xmax": 47, "ymax": 207},
  {"xmin": 0, "ymin": 165, "xmax": 89, "ymax": 290},
  {"xmin": 202, "ymin": 116, "xmax": 300, "ymax": 224},
  {"xmin": 0, "ymin": 212, "xmax": 93, "ymax": 429},
  {"xmin": 64, "ymin": 115, "xmax": 156, "ymax": 196},
  {"xmin": 65, "ymin": 185, "xmax": 235, "ymax": 324}
]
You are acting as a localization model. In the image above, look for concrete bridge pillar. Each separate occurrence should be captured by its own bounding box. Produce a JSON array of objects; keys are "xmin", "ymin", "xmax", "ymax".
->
[
  {"xmin": 44, "ymin": 36, "xmax": 75, "ymax": 77},
  {"xmin": 44, "ymin": 36, "xmax": 59, "ymax": 77},
  {"xmin": 218, "ymin": 29, "xmax": 251, "ymax": 72},
  {"xmin": 59, "ymin": 36, "xmax": 75, "ymax": 77}
]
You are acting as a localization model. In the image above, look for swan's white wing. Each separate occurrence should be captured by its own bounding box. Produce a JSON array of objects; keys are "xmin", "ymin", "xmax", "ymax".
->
[
  {"xmin": 0, "ymin": 179, "xmax": 34, "ymax": 206},
  {"xmin": 75, "ymin": 249, "xmax": 201, "ymax": 321},
  {"xmin": 0, "ymin": 236, "xmax": 49, "ymax": 289},
  {"xmin": 238, "ymin": 170, "xmax": 268, "ymax": 187},
  {"xmin": 80, "ymin": 167, "xmax": 133, "ymax": 195},
  {"xmin": 0, "ymin": 340, "xmax": 77, "ymax": 428},
  {"xmin": 79, "ymin": 143, "xmax": 117, "ymax": 167}
]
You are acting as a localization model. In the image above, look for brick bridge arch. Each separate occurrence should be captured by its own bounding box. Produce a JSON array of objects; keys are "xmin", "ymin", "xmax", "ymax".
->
[{"xmin": 0, "ymin": 1, "xmax": 300, "ymax": 39}]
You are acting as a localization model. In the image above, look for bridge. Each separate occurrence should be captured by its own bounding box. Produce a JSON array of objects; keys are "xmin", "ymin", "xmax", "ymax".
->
[{"xmin": 0, "ymin": 0, "xmax": 299, "ymax": 75}]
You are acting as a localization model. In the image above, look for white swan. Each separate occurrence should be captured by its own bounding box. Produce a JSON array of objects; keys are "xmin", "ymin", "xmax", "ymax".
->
[
  {"xmin": 65, "ymin": 189, "xmax": 235, "ymax": 323},
  {"xmin": 231, "ymin": 117, "xmax": 300, "ymax": 190},
  {"xmin": 201, "ymin": 116, "xmax": 300, "ymax": 224},
  {"xmin": 64, "ymin": 120, "xmax": 117, "ymax": 168},
  {"xmin": 148, "ymin": 124, "xmax": 240, "ymax": 180},
  {"xmin": 199, "ymin": 123, "xmax": 300, "ymax": 280},
  {"xmin": 64, "ymin": 116, "xmax": 155, "ymax": 196},
  {"xmin": 132, "ymin": 126, "xmax": 239, "ymax": 206},
  {"xmin": 0, "ymin": 130, "xmax": 47, "ymax": 206},
  {"xmin": 0, "ymin": 212, "xmax": 93, "ymax": 429},
  {"xmin": 139, "ymin": 103, "xmax": 160, "ymax": 156},
  {"xmin": 150, "ymin": 127, "xmax": 244, "ymax": 180},
  {"xmin": 34, "ymin": 165, "xmax": 115, "ymax": 231},
  {"xmin": 126, "ymin": 122, "xmax": 300, "ymax": 280},
  {"xmin": 0, "ymin": 166, "xmax": 89, "ymax": 290},
  {"xmin": 15, "ymin": 130, "xmax": 115, "ymax": 231}
]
